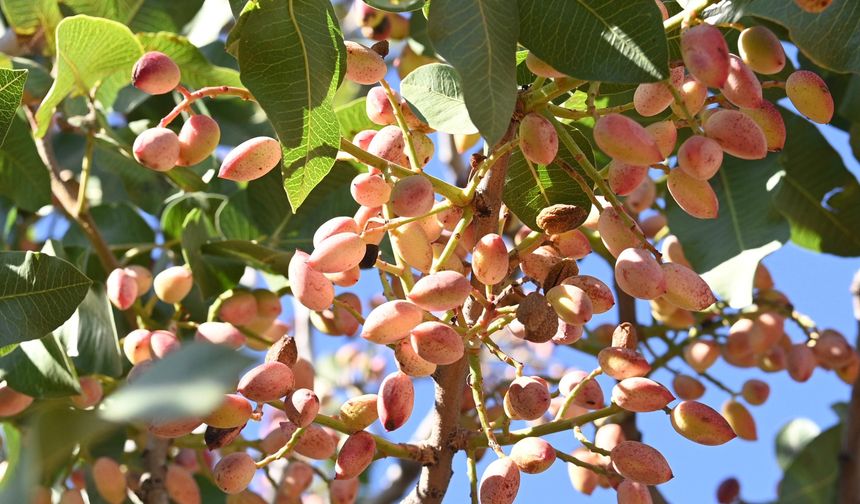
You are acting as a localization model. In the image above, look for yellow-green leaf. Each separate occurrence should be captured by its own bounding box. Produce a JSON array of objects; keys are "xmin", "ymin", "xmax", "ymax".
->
[{"xmin": 34, "ymin": 15, "xmax": 143, "ymax": 137}]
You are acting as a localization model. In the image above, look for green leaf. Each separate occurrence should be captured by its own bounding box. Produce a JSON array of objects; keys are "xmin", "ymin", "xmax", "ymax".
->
[
  {"xmin": 771, "ymin": 113, "xmax": 860, "ymax": 256},
  {"xmin": 181, "ymin": 209, "xmax": 244, "ymax": 299},
  {"xmin": 127, "ymin": 0, "xmax": 206, "ymax": 33},
  {"xmin": 63, "ymin": 0, "xmax": 206, "ymax": 33},
  {"xmin": 12, "ymin": 57, "xmax": 52, "ymax": 102},
  {"xmin": 0, "ymin": 69, "xmax": 26, "ymax": 148},
  {"xmin": 34, "ymin": 15, "xmax": 144, "ymax": 137},
  {"xmin": 0, "ymin": 333, "xmax": 80, "ymax": 397},
  {"xmin": 91, "ymin": 140, "xmax": 172, "ymax": 215},
  {"xmin": 364, "ymin": 0, "xmax": 425, "ymax": 12},
  {"xmin": 427, "ymin": 0, "xmax": 517, "ymax": 144},
  {"xmin": 776, "ymin": 418, "xmax": 821, "ymax": 471},
  {"xmin": 42, "ymin": 238, "xmax": 122, "ymax": 377},
  {"xmin": 777, "ymin": 424, "xmax": 841, "ymax": 504},
  {"xmin": 138, "ymin": 32, "xmax": 242, "ymax": 89},
  {"xmin": 336, "ymin": 97, "xmax": 381, "ymax": 140},
  {"xmin": 666, "ymin": 156, "xmax": 790, "ymax": 307},
  {"xmin": 64, "ymin": 203, "xmax": 155, "ymax": 252},
  {"xmin": 55, "ymin": 285, "xmax": 123, "ymax": 378},
  {"xmin": 838, "ymin": 75, "xmax": 860, "ymax": 124},
  {"xmin": 218, "ymin": 169, "xmax": 291, "ymax": 243},
  {"xmin": 0, "ymin": 0, "xmax": 62, "ymax": 51},
  {"xmin": 503, "ymin": 124, "xmax": 592, "ymax": 230},
  {"xmin": 0, "ymin": 251, "xmax": 91, "ymax": 346},
  {"xmin": 59, "ymin": 0, "xmax": 135, "ymax": 22},
  {"xmin": 0, "ymin": 114, "xmax": 51, "ymax": 212},
  {"xmin": 400, "ymin": 63, "xmax": 479, "ymax": 135},
  {"xmin": 408, "ymin": 9, "xmax": 435, "ymax": 57},
  {"xmin": 202, "ymin": 240, "xmax": 292, "ymax": 277},
  {"xmin": 749, "ymin": 0, "xmax": 860, "ymax": 74},
  {"xmin": 698, "ymin": 0, "xmax": 756, "ymax": 24},
  {"xmin": 161, "ymin": 192, "xmax": 227, "ymax": 241},
  {"xmin": 234, "ymin": 0, "xmax": 345, "ymax": 211},
  {"xmin": 218, "ymin": 161, "xmax": 360, "ymax": 249},
  {"xmin": 518, "ymin": 0, "xmax": 669, "ymax": 83},
  {"xmin": 101, "ymin": 342, "xmax": 254, "ymax": 422}
]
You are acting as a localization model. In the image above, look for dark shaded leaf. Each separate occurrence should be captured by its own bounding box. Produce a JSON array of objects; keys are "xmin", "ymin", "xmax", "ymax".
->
[
  {"xmin": 771, "ymin": 112, "xmax": 860, "ymax": 256},
  {"xmin": 427, "ymin": 0, "xmax": 518, "ymax": 144},
  {"xmin": 666, "ymin": 155, "xmax": 789, "ymax": 307},
  {"xmin": 0, "ymin": 333, "xmax": 80, "ymax": 397},
  {"xmin": 518, "ymin": 0, "xmax": 669, "ymax": 83},
  {"xmin": 503, "ymin": 124, "xmax": 592, "ymax": 231},
  {"xmin": 181, "ymin": 209, "xmax": 244, "ymax": 300},
  {"xmin": 0, "ymin": 251, "xmax": 91, "ymax": 346}
]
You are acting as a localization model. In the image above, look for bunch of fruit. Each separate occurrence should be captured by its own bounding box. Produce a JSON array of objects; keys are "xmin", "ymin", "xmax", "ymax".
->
[{"xmin": 4, "ymin": 1, "xmax": 848, "ymax": 503}]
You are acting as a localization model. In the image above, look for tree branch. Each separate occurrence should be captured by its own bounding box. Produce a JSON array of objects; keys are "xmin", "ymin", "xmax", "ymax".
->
[
  {"xmin": 837, "ymin": 268, "xmax": 860, "ymax": 504},
  {"xmin": 471, "ymin": 122, "xmax": 518, "ymax": 238},
  {"xmin": 615, "ymin": 283, "xmax": 668, "ymax": 504},
  {"xmin": 402, "ymin": 111, "xmax": 520, "ymax": 503},
  {"xmin": 140, "ymin": 436, "xmax": 170, "ymax": 504},
  {"xmin": 26, "ymin": 107, "xmax": 168, "ymax": 504},
  {"xmin": 401, "ymin": 356, "xmax": 468, "ymax": 504}
]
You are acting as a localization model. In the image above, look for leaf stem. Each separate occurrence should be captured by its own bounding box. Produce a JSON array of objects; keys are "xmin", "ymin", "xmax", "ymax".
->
[
  {"xmin": 667, "ymin": 82, "xmax": 702, "ymax": 134},
  {"xmin": 547, "ymin": 102, "xmax": 635, "ymax": 120},
  {"xmin": 332, "ymin": 296, "xmax": 366, "ymax": 325},
  {"xmin": 573, "ymin": 424, "xmax": 610, "ymax": 456},
  {"xmin": 555, "ymin": 449, "xmax": 611, "ymax": 476},
  {"xmin": 467, "ymin": 449, "xmax": 479, "ymax": 504},
  {"xmin": 663, "ymin": 0, "xmax": 717, "ymax": 31},
  {"xmin": 523, "ymin": 77, "xmax": 585, "ymax": 110}
]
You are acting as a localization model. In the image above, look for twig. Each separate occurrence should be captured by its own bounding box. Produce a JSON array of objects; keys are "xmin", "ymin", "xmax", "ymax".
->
[
  {"xmin": 468, "ymin": 352, "xmax": 505, "ymax": 457},
  {"xmin": 158, "ymin": 86, "xmax": 253, "ymax": 127},
  {"xmin": 380, "ymin": 78, "xmax": 422, "ymax": 172},
  {"xmin": 431, "ymin": 206, "xmax": 473, "ymax": 274},
  {"xmin": 555, "ymin": 449, "xmax": 610, "ymax": 476},
  {"xmin": 573, "ymin": 425, "xmax": 611, "ymax": 456},
  {"xmin": 555, "ymin": 367, "xmax": 603, "ymax": 420},
  {"xmin": 256, "ymin": 427, "xmax": 307, "ymax": 468},
  {"xmin": 311, "ymin": 413, "xmax": 436, "ymax": 464},
  {"xmin": 467, "ymin": 449, "xmax": 479, "ymax": 504},
  {"xmin": 340, "ymin": 137, "xmax": 466, "ymax": 205},
  {"xmin": 548, "ymin": 115, "xmax": 661, "ymax": 259}
]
